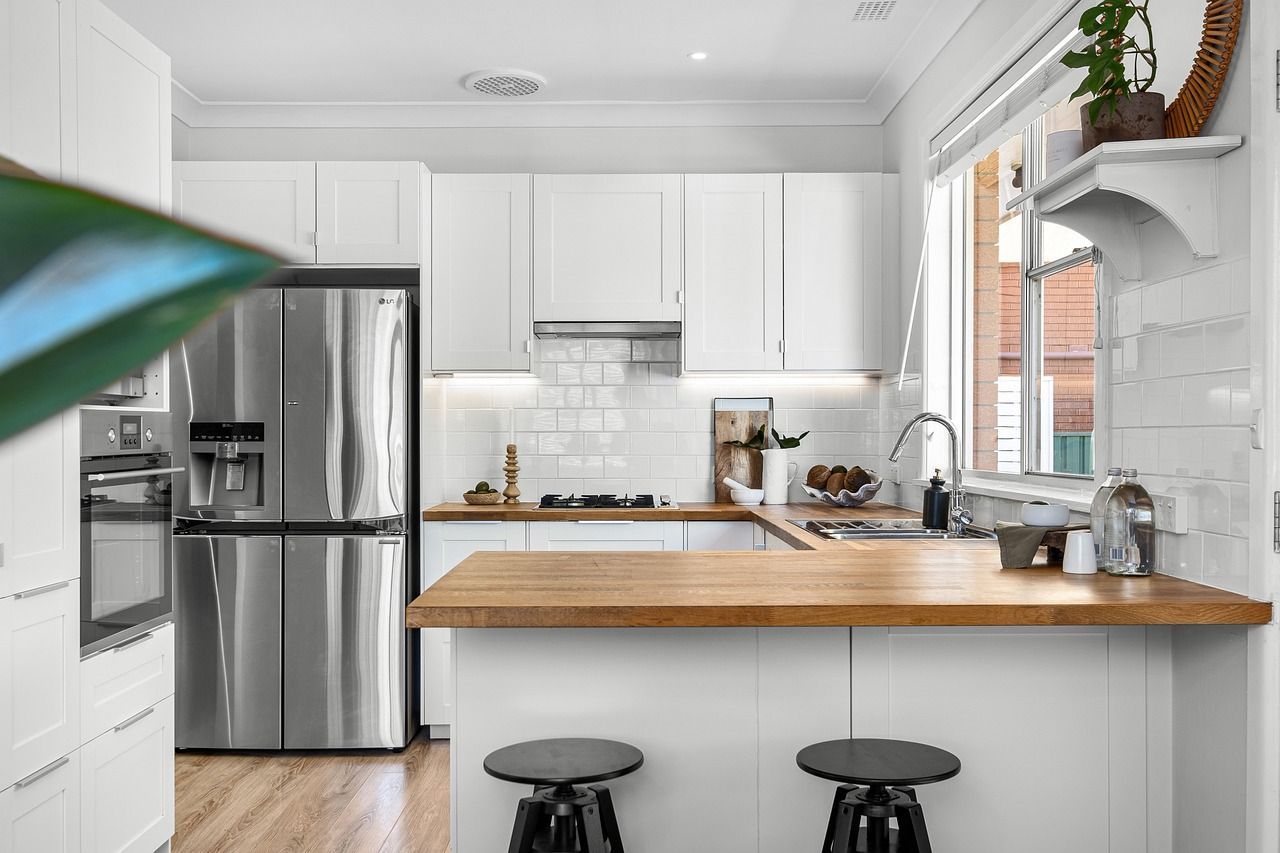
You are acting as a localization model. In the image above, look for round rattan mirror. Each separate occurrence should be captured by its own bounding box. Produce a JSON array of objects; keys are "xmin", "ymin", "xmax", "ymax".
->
[{"xmin": 1165, "ymin": 0, "xmax": 1244, "ymax": 138}]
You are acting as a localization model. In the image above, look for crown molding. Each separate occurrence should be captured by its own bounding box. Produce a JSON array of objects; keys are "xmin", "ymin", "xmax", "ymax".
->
[{"xmin": 170, "ymin": 85, "xmax": 883, "ymax": 129}]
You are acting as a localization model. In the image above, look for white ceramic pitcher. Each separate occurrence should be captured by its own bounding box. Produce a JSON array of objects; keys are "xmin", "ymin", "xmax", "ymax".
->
[{"xmin": 761, "ymin": 448, "xmax": 798, "ymax": 505}]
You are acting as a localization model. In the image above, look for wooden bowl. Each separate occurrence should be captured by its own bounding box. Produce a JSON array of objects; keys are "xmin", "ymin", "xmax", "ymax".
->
[{"xmin": 462, "ymin": 491, "xmax": 503, "ymax": 505}]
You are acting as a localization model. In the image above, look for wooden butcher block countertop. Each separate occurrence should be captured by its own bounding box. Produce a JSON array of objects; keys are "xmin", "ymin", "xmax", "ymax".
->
[{"xmin": 412, "ymin": 502, "xmax": 1272, "ymax": 629}]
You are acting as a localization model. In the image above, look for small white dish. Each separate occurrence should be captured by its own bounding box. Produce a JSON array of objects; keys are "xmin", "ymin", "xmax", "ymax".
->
[
  {"xmin": 1021, "ymin": 501, "xmax": 1070, "ymax": 527},
  {"xmin": 730, "ymin": 488, "xmax": 764, "ymax": 506}
]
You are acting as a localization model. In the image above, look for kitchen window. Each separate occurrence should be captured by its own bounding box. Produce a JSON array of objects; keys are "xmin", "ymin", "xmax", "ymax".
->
[{"xmin": 959, "ymin": 96, "xmax": 1099, "ymax": 481}]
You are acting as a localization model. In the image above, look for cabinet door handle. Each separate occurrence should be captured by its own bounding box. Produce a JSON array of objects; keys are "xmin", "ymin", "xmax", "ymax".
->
[
  {"xmin": 112, "ymin": 632, "xmax": 155, "ymax": 653},
  {"xmin": 14, "ymin": 756, "xmax": 69, "ymax": 788},
  {"xmin": 575, "ymin": 520, "xmax": 635, "ymax": 525},
  {"xmin": 14, "ymin": 580, "xmax": 69, "ymax": 599},
  {"xmin": 113, "ymin": 707, "xmax": 155, "ymax": 732}
]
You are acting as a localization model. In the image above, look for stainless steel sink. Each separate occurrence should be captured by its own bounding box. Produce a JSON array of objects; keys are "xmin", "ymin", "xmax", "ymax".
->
[{"xmin": 787, "ymin": 518, "xmax": 997, "ymax": 541}]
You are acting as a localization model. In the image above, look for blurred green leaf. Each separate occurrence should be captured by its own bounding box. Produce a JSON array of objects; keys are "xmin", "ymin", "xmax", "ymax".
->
[{"xmin": 0, "ymin": 168, "xmax": 279, "ymax": 440}]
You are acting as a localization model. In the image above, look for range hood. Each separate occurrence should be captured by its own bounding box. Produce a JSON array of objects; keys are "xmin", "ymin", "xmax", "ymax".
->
[{"xmin": 533, "ymin": 321, "xmax": 681, "ymax": 340}]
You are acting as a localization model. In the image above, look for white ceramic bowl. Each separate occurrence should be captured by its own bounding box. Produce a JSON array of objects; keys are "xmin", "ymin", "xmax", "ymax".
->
[
  {"xmin": 800, "ymin": 471, "xmax": 884, "ymax": 508},
  {"xmin": 730, "ymin": 487, "xmax": 764, "ymax": 506},
  {"xmin": 1020, "ymin": 501, "xmax": 1070, "ymax": 527}
]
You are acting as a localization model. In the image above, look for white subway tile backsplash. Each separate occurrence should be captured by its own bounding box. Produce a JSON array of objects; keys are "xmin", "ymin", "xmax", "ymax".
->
[
  {"xmin": 515, "ymin": 409, "xmax": 558, "ymax": 431},
  {"xmin": 631, "ymin": 340, "xmax": 678, "ymax": 362},
  {"xmin": 603, "ymin": 362, "xmax": 649, "ymax": 384},
  {"xmin": 1158, "ymin": 326, "xmax": 1202, "ymax": 377},
  {"xmin": 1140, "ymin": 378, "xmax": 1182, "ymax": 426},
  {"xmin": 1140, "ymin": 278, "xmax": 1181, "ymax": 330},
  {"xmin": 538, "ymin": 432, "xmax": 583, "ymax": 455},
  {"xmin": 538, "ymin": 340, "xmax": 587, "ymax": 362},
  {"xmin": 676, "ymin": 431, "xmax": 712, "ymax": 456},
  {"xmin": 587, "ymin": 340, "xmax": 633, "ymax": 362},
  {"xmin": 631, "ymin": 386, "xmax": 677, "ymax": 408},
  {"xmin": 630, "ymin": 432, "xmax": 676, "ymax": 456},
  {"xmin": 605, "ymin": 456, "xmax": 651, "ymax": 477},
  {"xmin": 559, "ymin": 455, "xmax": 605, "ymax": 478},
  {"xmin": 584, "ymin": 432, "xmax": 630, "ymax": 454},
  {"xmin": 1181, "ymin": 264, "xmax": 1232, "ymax": 323},
  {"xmin": 1202, "ymin": 316, "xmax": 1249, "ymax": 372},
  {"xmin": 647, "ymin": 363, "xmax": 680, "ymax": 384},
  {"xmin": 464, "ymin": 409, "xmax": 511, "ymax": 432},
  {"xmin": 584, "ymin": 386, "xmax": 630, "ymax": 408},
  {"xmin": 603, "ymin": 409, "xmax": 650, "ymax": 432},
  {"xmin": 1114, "ymin": 288, "xmax": 1141, "ymax": 337}
]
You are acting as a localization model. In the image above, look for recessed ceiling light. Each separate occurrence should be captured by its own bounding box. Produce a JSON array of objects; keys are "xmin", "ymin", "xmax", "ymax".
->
[{"xmin": 687, "ymin": 51, "xmax": 709, "ymax": 61}]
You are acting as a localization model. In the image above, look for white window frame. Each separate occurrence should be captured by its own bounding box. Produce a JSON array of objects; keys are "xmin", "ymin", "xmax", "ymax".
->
[{"xmin": 937, "ymin": 118, "xmax": 1109, "ymax": 506}]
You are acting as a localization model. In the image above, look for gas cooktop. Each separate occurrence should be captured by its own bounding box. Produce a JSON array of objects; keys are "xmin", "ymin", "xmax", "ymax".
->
[{"xmin": 537, "ymin": 494, "xmax": 671, "ymax": 510}]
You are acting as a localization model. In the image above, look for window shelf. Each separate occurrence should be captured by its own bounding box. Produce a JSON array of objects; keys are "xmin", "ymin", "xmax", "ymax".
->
[{"xmin": 1007, "ymin": 135, "xmax": 1243, "ymax": 281}]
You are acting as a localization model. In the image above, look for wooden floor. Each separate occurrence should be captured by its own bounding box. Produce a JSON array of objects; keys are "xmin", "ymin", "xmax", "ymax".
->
[{"xmin": 174, "ymin": 733, "xmax": 450, "ymax": 852}]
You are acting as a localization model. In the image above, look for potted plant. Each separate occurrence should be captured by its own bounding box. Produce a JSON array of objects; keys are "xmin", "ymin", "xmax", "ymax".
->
[{"xmin": 1061, "ymin": 0, "xmax": 1163, "ymax": 152}]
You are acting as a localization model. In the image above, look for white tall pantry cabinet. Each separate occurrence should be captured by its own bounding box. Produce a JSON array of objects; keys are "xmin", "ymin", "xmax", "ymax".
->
[{"xmin": 0, "ymin": 0, "xmax": 176, "ymax": 849}]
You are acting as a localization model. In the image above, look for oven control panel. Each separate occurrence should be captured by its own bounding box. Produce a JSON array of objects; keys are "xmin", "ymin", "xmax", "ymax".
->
[{"xmin": 117, "ymin": 414, "xmax": 142, "ymax": 450}]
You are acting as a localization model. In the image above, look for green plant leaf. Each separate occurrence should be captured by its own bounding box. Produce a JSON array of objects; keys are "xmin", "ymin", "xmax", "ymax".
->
[
  {"xmin": 770, "ymin": 428, "xmax": 810, "ymax": 450},
  {"xmin": 0, "ymin": 169, "xmax": 280, "ymax": 440}
]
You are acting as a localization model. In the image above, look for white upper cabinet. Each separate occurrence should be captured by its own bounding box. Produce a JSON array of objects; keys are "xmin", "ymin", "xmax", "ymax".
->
[
  {"xmin": 173, "ymin": 161, "xmax": 317, "ymax": 264},
  {"xmin": 0, "ymin": 0, "xmax": 71, "ymax": 178},
  {"xmin": 68, "ymin": 0, "xmax": 171, "ymax": 211},
  {"xmin": 431, "ymin": 174, "xmax": 532, "ymax": 372},
  {"xmin": 533, "ymin": 174, "xmax": 682, "ymax": 322},
  {"xmin": 0, "ymin": 409, "xmax": 80, "ymax": 599},
  {"xmin": 316, "ymin": 161, "xmax": 422, "ymax": 265},
  {"xmin": 782, "ymin": 173, "xmax": 884, "ymax": 371},
  {"xmin": 683, "ymin": 174, "xmax": 783, "ymax": 371}
]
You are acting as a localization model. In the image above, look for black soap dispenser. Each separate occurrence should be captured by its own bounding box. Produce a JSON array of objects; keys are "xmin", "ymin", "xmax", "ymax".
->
[{"xmin": 922, "ymin": 469, "xmax": 950, "ymax": 530}]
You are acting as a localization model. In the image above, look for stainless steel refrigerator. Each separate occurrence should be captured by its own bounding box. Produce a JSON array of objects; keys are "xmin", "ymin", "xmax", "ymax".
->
[{"xmin": 171, "ymin": 274, "xmax": 418, "ymax": 750}]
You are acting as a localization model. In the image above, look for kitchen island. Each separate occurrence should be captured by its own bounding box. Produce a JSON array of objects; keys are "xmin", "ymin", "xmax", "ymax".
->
[{"xmin": 411, "ymin": 503, "xmax": 1270, "ymax": 853}]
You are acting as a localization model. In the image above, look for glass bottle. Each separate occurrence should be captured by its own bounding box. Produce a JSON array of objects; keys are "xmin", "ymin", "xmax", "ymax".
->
[
  {"xmin": 1089, "ymin": 467, "xmax": 1122, "ymax": 565},
  {"xmin": 1101, "ymin": 468, "xmax": 1156, "ymax": 576}
]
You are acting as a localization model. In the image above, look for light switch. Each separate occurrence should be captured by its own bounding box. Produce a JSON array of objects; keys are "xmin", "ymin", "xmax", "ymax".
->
[{"xmin": 1151, "ymin": 493, "xmax": 1190, "ymax": 534}]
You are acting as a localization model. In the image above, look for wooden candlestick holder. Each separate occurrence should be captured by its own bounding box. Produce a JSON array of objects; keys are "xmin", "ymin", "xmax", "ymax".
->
[{"xmin": 503, "ymin": 444, "xmax": 521, "ymax": 504}]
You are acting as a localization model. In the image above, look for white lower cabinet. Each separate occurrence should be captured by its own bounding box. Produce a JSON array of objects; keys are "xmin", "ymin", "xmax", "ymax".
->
[
  {"xmin": 0, "ymin": 580, "xmax": 80, "ymax": 789},
  {"xmin": 80, "ymin": 696, "xmax": 173, "ymax": 853},
  {"xmin": 421, "ymin": 522, "xmax": 527, "ymax": 729},
  {"xmin": 80, "ymin": 624, "xmax": 174, "ymax": 744},
  {"xmin": 685, "ymin": 521, "xmax": 758, "ymax": 552},
  {"xmin": 763, "ymin": 531, "xmax": 796, "ymax": 551},
  {"xmin": 527, "ymin": 521, "xmax": 685, "ymax": 551},
  {"xmin": 0, "ymin": 748, "xmax": 80, "ymax": 853}
]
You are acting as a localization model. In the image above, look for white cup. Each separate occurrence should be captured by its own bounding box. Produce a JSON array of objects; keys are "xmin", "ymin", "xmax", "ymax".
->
[{"xmin": 1063, "ymin": 531, "xmax": 1098, "ymax": 574}]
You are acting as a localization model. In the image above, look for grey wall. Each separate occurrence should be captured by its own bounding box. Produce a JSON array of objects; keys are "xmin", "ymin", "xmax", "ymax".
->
[{"xmin": 175, "ymin": 123, "xmax": 884, "ymax": 174}]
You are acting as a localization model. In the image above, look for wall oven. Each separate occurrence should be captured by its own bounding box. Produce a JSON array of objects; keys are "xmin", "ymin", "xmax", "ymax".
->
[{"xmin": 80, "ymin": 412, "xmax": 180, "ymax": 656}]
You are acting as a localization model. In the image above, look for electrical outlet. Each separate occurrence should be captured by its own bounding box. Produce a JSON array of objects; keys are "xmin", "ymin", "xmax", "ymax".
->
[
  {"xmin": 889, "ymin": 462, "xmax": 901, "ymax": 485},
  {"xmin": 1151, "ymin": 493, "xmax": 1190, "ymax": 534}
]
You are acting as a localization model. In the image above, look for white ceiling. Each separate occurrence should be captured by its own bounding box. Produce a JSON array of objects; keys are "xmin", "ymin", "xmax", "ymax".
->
[{"xmin": 103, "ymin": 0, "xmax": 985, "ymax": 126}]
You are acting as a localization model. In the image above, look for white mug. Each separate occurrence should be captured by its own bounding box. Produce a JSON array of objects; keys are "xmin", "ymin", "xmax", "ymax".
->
[{"xmin": 1063, "ymin": 531, "xmax": 1098, "ymax": 574}]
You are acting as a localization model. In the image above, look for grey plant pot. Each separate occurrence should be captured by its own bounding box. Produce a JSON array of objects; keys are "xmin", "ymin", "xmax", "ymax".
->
[{"xmin": 1080, "ymin": 92, "xmax": 1167, "ymax": 152}]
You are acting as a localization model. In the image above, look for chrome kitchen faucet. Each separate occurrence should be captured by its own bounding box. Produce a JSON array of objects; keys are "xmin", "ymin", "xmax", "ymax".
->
[{"xmin": 888, "ymin": 412, "xmax": 973, "ymax": 536}]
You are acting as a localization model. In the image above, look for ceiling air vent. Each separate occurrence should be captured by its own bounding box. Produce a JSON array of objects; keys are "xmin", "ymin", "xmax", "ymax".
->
[
  {"xmin": 464, "ymin": 69, "xmax": 547, "ymax": 97},
  {"xmin": 851, "ymin": 0, "xmax": 896, "ymax": 21}
]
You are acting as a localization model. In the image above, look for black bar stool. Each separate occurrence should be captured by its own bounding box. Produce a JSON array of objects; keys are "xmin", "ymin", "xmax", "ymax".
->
[
  {"xmin": 485, "ymin": 737, "xmax": 643, "ymax": 853},
  {"xmin": 796, "ymin": 738, "xmax": 960, "ymax": 853}
]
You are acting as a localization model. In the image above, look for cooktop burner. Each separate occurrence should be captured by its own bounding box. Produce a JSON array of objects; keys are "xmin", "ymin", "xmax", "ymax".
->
[{"xmin": 538, "ymin": 494, "xmax": 664, "ymax": 510}]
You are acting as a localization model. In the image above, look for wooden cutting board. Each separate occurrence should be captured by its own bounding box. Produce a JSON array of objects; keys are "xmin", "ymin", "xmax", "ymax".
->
[{"xmin": 713, "ymin": 404, "xmax": 772, "ymax": 503}]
